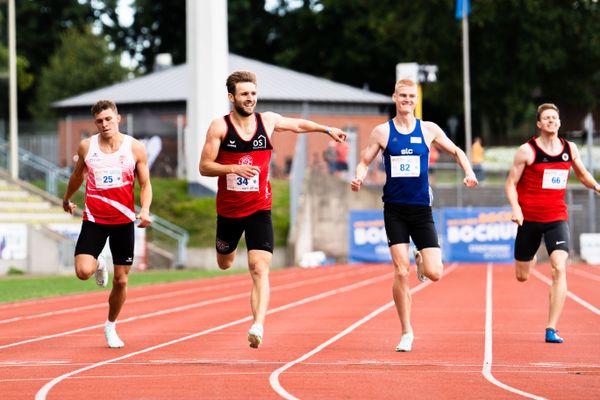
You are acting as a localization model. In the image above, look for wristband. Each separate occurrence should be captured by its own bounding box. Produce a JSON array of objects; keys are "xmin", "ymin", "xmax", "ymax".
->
[{"xmin": 325, "ymin": 127, "xmax": 331, "ymax": 135}]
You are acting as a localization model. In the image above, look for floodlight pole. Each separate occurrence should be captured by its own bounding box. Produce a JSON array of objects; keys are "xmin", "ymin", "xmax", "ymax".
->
[
  {"xmin": 462, "ymin": 7, "xmax": 472, "ymax": 160},
  {"xmin": 8, "ymin": 0, "xmax": 18, "ymax": 179}
]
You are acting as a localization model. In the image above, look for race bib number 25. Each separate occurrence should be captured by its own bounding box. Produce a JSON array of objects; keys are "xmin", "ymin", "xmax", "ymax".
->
[
  {"xmin": 226, "ymin": 173, "xmax": 259, "ymax": 192},
  {"xmin": 96, "ymin": 168, "xmax": 122, "ymax": 189}
]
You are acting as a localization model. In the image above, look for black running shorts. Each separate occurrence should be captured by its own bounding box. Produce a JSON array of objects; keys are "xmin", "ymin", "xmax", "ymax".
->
[
  {"xmin": 514, "ymin": 220, "xmax": 570, "ymax": 261},
  {"xmin": 216, "ymin": 210, "xmax": 274, "ymax": 255},
  {"xmin": 383, "ymin": 203, "xmax": 440, "ymax": 250},
  {"xmin": 75, "ymin": 220, "xmax": 135, "ymax": 265}
]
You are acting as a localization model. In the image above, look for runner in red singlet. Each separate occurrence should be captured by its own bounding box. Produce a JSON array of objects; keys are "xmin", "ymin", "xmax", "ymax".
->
[
  {"xmin": 505, "ymin": 103, "xmax": 600, "ymax": 344},
  {"xmin": 199, "ymin": 71, "xmax": 347, "ymax": 349},
  {"xmin": 63, "ymin": 100, "xmax": 152, "ymax": 348}
]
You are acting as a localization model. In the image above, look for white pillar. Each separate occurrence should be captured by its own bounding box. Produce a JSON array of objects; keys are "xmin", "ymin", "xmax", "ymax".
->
[{"xmin": 185, "ymin": 0, "xmax": 229, "ymax": 194}]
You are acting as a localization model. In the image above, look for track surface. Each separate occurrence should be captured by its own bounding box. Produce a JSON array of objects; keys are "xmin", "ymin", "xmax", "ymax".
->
[{"xmin": 0, "ymin": 262, "xmax": 598, "ymax": 399}]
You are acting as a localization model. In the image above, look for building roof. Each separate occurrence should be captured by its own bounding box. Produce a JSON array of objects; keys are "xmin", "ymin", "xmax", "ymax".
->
[{"xmin": 53, "ymin": 54, "xmax": 391, "ymax": 108}]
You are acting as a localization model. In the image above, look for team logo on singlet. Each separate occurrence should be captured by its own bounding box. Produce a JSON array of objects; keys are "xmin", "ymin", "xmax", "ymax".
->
[
  {"xmin": 239, "ymin": 155, "xmax": 254, "ymax": 165},
  {"xmin": 252, "ymin": 134, "xmax": 268, "ymax": 150},
  {"xmin": 216, "ymin": 238, "xmax": 229, "ymax": 252},
  {"xmin": 562, "ymin": 153, "xmax": 569, "ymax": 161},
  {"xmin": 227, "ymin": 140, "xmax": 237, "ymax": 148}
]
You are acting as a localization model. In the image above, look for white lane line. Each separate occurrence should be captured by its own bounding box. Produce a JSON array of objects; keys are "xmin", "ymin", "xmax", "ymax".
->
[
  {"xmin": 532, "ymin": 269, "xmax": 600, "ymax": 315},
  {"xmin": 269, "ymin": 264, "xmax": 458, "ymax": 400},
  {"xmin": 35, "ymin": 273, "xmax": 390, "ymax": 400},
  {"xmin": 0, "ymin": 268, "xmax": 376, "ymax": 350},
  {"xmin": 569, "ymin": 268, "xmax": 600, "ymax": 282},
  {"xmin": 482, "ymin": 263, "xmax": 546, "ymax": 400}
]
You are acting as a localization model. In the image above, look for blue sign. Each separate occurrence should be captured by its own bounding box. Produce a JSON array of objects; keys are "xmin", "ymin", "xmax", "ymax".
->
[
  {"xmin": 442, "ymin": 207, "xmax": 517, "ymax": 262},
  {"xmin": 348, "ymin": 210, "xmax": 391, "ymax": 263}
]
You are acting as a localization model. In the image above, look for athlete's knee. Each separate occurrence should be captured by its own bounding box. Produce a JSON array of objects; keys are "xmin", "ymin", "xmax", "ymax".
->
[
  {"xmin": 113, "ymin": 273, "xmax": 128, "ymax": 289},
  {"xmin": 249, "ymin": 261, "xmax": 269, "ymax": 278},
  {"xmin": 427, "ymin": 266, "xmax": 443, "ymax": 282},
  {"xmin": 515, "ymin": 269, "xmax": 529, "ymax": 282},
  {"xmin": 74, "ymin": 262, "xmax": 93, "ymax": 280},
  {"xmin": 393, "ymin": 263, "xmax": 410, "ymax": 280},
  {"xmin": 217, "ymin": 252, "xmax": 234, "ymax": 270}
]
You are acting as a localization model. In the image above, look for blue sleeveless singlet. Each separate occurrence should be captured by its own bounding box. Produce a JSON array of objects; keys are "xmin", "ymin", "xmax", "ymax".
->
[{"xmin": 382, "ymin": 119, "xmax": 432, "ymax": 206}]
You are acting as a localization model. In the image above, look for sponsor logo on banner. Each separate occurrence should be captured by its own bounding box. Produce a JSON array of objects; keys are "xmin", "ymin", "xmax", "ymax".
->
[
  {"xmin": 443, "ymin": 207, "xmax": 517, "ymax": 262},
  {"xmin": 348, "ymin": 210, "xmax": 391, "ymax": 263}
]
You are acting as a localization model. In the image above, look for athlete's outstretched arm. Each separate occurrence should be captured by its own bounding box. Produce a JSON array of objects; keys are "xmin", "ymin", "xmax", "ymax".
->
[
  {"xmin": 426, "ymin": 121, "xmax": 477, "ymax": 187},
  {"xmin": 569, "ymin": 141, "xmax": 600, "ymax": 193},
  {"xmin": 199, "ymin": 118, "xmax": 260, "ymax": 179},
  {"xmin": 133, "ymin": 140, "xmax": 153, "ymax": 228},
  {"xmin": 351, "ymin": 125, "xmax": 384, "ymax": 192},
  {"xmin": 263, "ymin": 112, "xmax": 347, "ymax": 142},
  {"xmin": 505, "ymin": 144, "xmax": 532, "ymax": 226},
  {"xmin": 62, "ymin": 140, "xmax": 89, "ymax": 214}
]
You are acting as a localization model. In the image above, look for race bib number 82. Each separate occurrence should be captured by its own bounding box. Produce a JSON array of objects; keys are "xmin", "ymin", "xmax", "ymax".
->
[{"xmin": 390, "ymin": 155, "xmax": 420, "ymax": 178}]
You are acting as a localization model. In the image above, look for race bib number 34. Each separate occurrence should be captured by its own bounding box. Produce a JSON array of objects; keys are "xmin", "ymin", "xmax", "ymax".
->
[
  {"xmin": 96, "ymin": 168, "xmax": 123, "ymax": 189},
  {"xmin": 542, "ymin": 169, "xmax": 568, "ymax": 189},
  {"xmin": 390, "ymin": 155, "xmax": 420, "ymax": 178},
  {"xmin": 226, "ymin": 173, "xmax": 259, "ymax": 192}
]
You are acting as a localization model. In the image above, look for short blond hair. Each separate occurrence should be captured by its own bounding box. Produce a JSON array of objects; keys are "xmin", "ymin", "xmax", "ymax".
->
[
  {"xmin": 394, "ymin": 79, "xmax": 416, "ymax": 93},
  {"xmin": 536, "ymin": 103, "xmax": 559, "ymax": 121}
]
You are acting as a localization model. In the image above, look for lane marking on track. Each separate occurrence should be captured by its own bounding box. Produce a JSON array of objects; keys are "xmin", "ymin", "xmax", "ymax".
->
[
  {"xmin": 569, "ymin": 268, "xmax": 600, "ymax": 282},
  {"xmin": 35, "ymin": 272, "xmax": 391, "ymax": 400},
  {"xmin": 269, "ymin": 263, "xmax": 458, "ymax": 400},
  {"xmin": 0, "ymin": 267, "xmax": 372, "ymax": 325},
  {"xmin": 0, "ymin": 268, "xmax": 377, "ymax": 350},
  {"xmin": 482, "ymin": 263, "xmax": 546, "ymax": 400},
  {"xmin": 532, "ymin": 269, "xmax": 600, "ymax": 315}
]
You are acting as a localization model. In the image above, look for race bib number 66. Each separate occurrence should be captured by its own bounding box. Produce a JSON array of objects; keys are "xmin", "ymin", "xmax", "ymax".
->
[
  {"xmin": 226, "ymin": 173, "xmax": 259, "ymax": 192},
  {"xmin": 542, "ymin": 169, "xmax": 568, "ymax": 189}
]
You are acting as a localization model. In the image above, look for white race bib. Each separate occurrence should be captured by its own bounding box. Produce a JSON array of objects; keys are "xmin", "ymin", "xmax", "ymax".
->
[
  {"xmin": 390, "ymin": 155, "xmax": 420, "ymax": 177},
  {"xmin": 95, "ymin": 168, "xmax": 123, "ymax": 189},
  {"xmin": 542, "ymin": 169, "xmax": 568, "ymax": 189},
  {"xmin": 226, "ymin": 173, "xmax": 259, "ymax": 192}
]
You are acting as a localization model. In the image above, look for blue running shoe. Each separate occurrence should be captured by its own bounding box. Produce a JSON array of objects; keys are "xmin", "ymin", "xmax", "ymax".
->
[{"xmin": 545, "ymin": 328, "xmax": 564, "ymax": 343}]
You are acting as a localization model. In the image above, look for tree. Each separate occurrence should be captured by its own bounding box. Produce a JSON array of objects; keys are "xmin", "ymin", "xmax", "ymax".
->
[
  {"xmin": 30, "ymin": 26, "xmax": 127, "ymax": 119},
  {"xmin": 13, "ymin": 0, "xmax": 96, "ymax": 118}
]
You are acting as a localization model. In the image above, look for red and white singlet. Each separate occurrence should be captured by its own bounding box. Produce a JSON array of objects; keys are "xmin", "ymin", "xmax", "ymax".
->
[
  {"xmin": 517, "ymin": 137, "xmax": 573, "ymax": 222},
  {"xmin": 216, "ymin": 113, "xmax": 273, "ymax": 218},
  {"xmin": 83, "ymin": 134, "xmax": 136, "ymax": 224}
]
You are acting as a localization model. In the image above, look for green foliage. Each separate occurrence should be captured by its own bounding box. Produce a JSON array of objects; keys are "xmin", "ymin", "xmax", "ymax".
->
[
  {"xmin": 12, "ymin": 0, "xmax": 96, "ymax": 119},
  {"xmin": 149, "ymin": 178, "xmax": 291, "ymax": 247},
  {"xmin": 30, "ymin": 26, "xmax": 127, "ymax": 119},
  {"xmin": 0, "ymin": 268, "xmax": 244, "ymax": 303}
]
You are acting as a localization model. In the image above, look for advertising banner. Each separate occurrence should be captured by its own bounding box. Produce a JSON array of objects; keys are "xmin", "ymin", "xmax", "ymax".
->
[
  {"xmin": 348, "ymin": 210, "xmax": 391, "ymax": 263},
  {"xmin": 442, "ymin": 207, "xmax": 517, "ymax": 262}
]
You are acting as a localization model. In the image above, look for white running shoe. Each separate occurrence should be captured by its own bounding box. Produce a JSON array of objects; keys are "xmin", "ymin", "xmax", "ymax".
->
[
  {"xmin": 95, "ymin": 254, "xmax": 108, "ymax": 288},
  {"xmin": 104, "ymin": 325, "xmax": 125, "ymax": 348},
  {"xmin": 247, "ymin": 323, "xmax": 264, "ymax": 349},
  {"xmin": 413, "ymin": 248, "xmax": 428, "ymax": 283},
  {"xmin": 395, "ymin": 332, "xmax": 414, "ymax": 352}
]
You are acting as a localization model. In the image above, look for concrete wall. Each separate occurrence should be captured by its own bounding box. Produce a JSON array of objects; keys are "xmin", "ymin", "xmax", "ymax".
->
[{"xmin": 288, "ymin": 170, "xmax": 600, "ymax": 263}]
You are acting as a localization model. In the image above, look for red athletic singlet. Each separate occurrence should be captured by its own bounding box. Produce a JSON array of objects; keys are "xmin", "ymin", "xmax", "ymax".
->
[
  {"xmin": 83, "ymin": 134, "xmax": 136, "ymax": 224},
  {"xmin": 215, "ymin": 113, "xmax": 273, "ymax": 218},
  {"xmin": 517, "ymin": 137, "xmax": 572, "ymax": 222}
]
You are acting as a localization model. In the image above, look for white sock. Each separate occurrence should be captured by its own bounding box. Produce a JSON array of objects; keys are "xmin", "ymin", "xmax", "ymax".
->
[{"xmin": 105, "ymin": 320, "xmax": 116, "ymax": 329}]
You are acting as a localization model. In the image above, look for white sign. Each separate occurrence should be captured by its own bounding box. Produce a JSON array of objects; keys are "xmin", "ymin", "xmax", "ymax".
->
[
  {"xmin": 580, "ymin": 233, "xmax": 600, "ymax": 265},
  {"xmin": 0, "ymin": 223, "xmax": 28, "ymax": 260}
]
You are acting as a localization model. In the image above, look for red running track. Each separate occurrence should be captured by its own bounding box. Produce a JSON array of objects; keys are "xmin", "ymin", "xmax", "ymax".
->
[{"xmin": 0, "ymin": 263, "xmax": 598, "ymax": 399}]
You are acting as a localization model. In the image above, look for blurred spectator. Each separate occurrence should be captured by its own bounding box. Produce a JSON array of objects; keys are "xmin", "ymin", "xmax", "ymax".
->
[
  {"xmin": 471, "ymin": 136, "xmax": 485, "ymax": 182},
  {"xmin": 335, "ymin": 140, "xmax": 350, "ymax": 178},
  {"xmin": 429, "ymin": 143, "xmax": 440, "ymax": 184},
  {"xmin": 323, "ymin": 140, "xmax": 337, "ymax": 174}
]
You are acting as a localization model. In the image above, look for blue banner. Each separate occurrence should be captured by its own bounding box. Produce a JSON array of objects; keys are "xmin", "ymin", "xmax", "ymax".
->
[
  {"xmin": 348, "ymin": 210, "xmax": 391, "ymax": 263},
  {"xmin": 442, "ymin": 207, "xmax": 517, "ymax": 262},
  {"xmin": 455, "ymin": 0, "xmax": 471, "ymax": 20}
]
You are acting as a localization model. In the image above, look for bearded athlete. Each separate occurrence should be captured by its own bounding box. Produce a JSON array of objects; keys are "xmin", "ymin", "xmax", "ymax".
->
[{"xmin": 199, "ymin": 70, "xmax": 347, "ymax": 349}]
